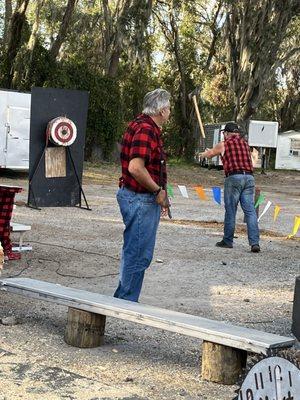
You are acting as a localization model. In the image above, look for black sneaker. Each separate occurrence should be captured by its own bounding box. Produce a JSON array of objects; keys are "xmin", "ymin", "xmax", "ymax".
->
[
  {"xmin": 251, "ymin": 244, "xmax": 260, "ymax": 253},
  {"xmin": 216, "ymin": 240, "xmax": 233, "ymax": 249}
]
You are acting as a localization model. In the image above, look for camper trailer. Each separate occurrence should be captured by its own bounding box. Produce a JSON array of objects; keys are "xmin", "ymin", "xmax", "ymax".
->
[
  {"xmin": 195, "ymin": 123, "xmax": 225, "ymax": 166},
  {"xmin": 0, "ymin": 89, "xmax": 31, "ymax": 170},
  {"xmin": 275, "ymin": 130, "xmax": 300, "ymax": 171}
]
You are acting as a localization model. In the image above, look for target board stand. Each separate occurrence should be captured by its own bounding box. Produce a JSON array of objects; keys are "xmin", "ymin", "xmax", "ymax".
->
[{"xmin": 27, "ymin": 87, "xmax": 90, "ymax": 210}]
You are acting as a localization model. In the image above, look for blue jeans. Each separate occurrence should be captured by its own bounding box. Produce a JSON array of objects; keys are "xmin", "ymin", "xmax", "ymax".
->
[
  {"xmin": 223, "ymin": 174, "xmax": 260, "ymax": 246},
  {"xmin": 114, "ymin": 187, "xmax": 161, "ymax": 302}
]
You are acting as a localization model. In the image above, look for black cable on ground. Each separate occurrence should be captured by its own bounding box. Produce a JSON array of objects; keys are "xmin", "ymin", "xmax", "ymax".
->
[
  {"xmin": 29, "ymin": 240, "xmax": 119, "ymax": 260},
  {"xmin": 5, "ymin": 256, "xmax": 119, "ymax": 280}
]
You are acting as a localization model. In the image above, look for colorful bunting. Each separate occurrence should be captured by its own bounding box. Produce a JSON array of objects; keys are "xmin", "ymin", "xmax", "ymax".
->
[
  {"xmin": 273, "ymin": 205, "xmax": 281, "ymax": 222},
  {"xmin": 166, "ymin": 183, "xmax": 298, "ymax": 237},
  {"xmin": 167, "ymin": 183, "xmax": 174, "ymax": 198},
  {"xmin": 258, "ymin": 200, "xmax": 272, "ymax": 222},
  {"xmin": 255, "ymin": 193, "xmax": 265, "ymax": 208},
  {"xmin": 178, "ymin": 185, "xmax": 189, "ymax": 198},
  {"xmin": 212, "ymin": 187, "xmax": 222, "ymax": 205},
  {"xmin": 194, "ymin": 186, "xmax": 208, "ymax": 201},
  {"xmin": 287, "ymin": 216, "xmax": 300, "ymax": 238}
]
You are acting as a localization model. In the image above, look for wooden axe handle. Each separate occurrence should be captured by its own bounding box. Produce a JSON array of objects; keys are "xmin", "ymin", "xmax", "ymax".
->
[{"xmin": 192, "ymin": 95, "xmax": 205, "ymax": 139}]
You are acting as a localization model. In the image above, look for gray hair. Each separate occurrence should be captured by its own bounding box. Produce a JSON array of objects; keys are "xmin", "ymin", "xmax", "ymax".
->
[{"xmin": 142, "ymin": 89, "xmax": 171, "ymax": 116}]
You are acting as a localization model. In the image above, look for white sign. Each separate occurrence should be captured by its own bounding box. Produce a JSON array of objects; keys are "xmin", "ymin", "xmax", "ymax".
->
[
  {"xmin": 237, "ymin": 356, "xmax": 300, "ymax": 400},
  {"xmin": 248, "ymin": 120, "xmax": 278, "ymax": 148}
]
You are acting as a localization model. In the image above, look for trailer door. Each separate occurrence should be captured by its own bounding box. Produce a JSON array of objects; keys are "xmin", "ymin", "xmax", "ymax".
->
[{"xmin": 5, "ymin": 105, "xmax": 30, "ymax": 169}]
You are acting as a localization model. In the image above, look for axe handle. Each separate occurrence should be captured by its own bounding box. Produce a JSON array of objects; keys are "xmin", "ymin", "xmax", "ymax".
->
[{"xmin": 192, "ymin": 95, "xmax": 206, "ymax": 139}]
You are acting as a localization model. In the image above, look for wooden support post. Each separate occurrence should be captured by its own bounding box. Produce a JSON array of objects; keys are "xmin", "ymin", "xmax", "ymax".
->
[
  {"xmin": 201, "ymin": 341, "xmax": 247, "ymax": 385},
  {"xmin": 64, "ymin": 307, "xmax": 106, "ymax": 348}
]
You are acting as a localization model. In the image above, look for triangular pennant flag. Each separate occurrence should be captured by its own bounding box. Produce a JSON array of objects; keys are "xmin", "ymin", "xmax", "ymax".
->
[
  {"xmin": 194, "ymin": 186, "xmax": 207, "ymax": 201},
  {"xmin": 212, "ymin": 187, "xmax": 221, "ymax": 205},
  {"xmin": 255, "ymin": 193, "xmax": 265, "ymax": 208},
  {"xmin": 273, "ymin": 205, "xmax": 281, "ymax": 222},
  {"xmin": 167, "ymin": 183, "xmax": 174, "ymax": 198},
  {"xmin": 258, "ymin": 200, "xmax": 272, "ymax": 222},
  {"xmin": 287, "ymin": 216, "xmax": 300, "ymax": 238},
  {"xmin": 178, "ymin": 185, "xmax": 189, "ymax": 198}
]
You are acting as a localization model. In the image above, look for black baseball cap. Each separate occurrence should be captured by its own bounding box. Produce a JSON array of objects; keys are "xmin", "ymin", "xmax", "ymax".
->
[{"xmin": 223, "ymin": 122, "xmax": 240, "ymax": 133}]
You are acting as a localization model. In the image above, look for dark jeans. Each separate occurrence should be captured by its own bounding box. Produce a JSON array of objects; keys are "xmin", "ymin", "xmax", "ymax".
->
[
  {"xmin": 114, "ymin": 187, "xmax": 161, "ymax": 302},
  {"xmin": 223, "ymin": 174, "xmax": 260, "ymax": 246}
]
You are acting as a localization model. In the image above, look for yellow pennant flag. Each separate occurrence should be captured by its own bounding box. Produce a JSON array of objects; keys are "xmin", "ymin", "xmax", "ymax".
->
[
  {"xmin": 194, "ymin": 186, "xmax": 207, "ymax": 201},
  {"xmin": 273, "ymin": 205, "xmax": 281, "ymax": 222},
  {"xmin": 287, "ymin": 216, "xmax": 300, "ymax": 238}
]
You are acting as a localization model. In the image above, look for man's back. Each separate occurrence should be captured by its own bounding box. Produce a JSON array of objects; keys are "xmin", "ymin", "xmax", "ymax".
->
[{"xmin": 221, "ymin": 135, "xmax": 253, "ymax": 176}]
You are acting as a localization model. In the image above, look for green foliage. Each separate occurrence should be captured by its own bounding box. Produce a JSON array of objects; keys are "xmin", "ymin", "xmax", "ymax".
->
[
  {"xmin": 46, "ymin": 62, "xmax": 123, "ymax": 160},
  {"xmin": 0, "ymin": 0, "xmax": 299, "ymax": 162}
]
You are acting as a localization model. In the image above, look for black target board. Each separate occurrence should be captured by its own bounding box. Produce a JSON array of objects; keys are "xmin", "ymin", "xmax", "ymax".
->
[{"xmin": 28, "ymin": 87, "xmax": 89, "ymax": 207}]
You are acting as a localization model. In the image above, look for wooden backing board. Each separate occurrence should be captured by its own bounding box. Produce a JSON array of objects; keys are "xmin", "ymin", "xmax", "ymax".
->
[
  {"xmin": 0, "ymin": 278, "xmax": 295, "ymax": 354},
  {"xmin": 45, "ymin": 147, "xmax": 66, "ymax": 178}
]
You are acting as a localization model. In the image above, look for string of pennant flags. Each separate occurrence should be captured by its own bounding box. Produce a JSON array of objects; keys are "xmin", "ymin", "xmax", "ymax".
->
[{"xmin": 166, "ymin": 183, "xmax": 300, "ymax": 239}]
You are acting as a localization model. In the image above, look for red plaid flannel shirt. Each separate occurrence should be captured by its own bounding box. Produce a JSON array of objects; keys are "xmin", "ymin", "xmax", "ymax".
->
[
  {"xmin": 0, "ymin": 185, "xmax": 22, "ymax": 253},
  {"xmin": 221, "ymin": 135, "xmax": 253, "ymax": 176},
  {"xmin": 119, "ymin": 114, "xmax": 167, "ymax": 193}
]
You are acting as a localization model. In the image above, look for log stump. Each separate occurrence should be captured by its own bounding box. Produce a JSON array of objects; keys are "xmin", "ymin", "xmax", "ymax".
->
[
  {"xmin": 64, "ymin": 307, "xmax": 106, "ymax": 348},
  {"xmin": 201, "ymin": 341, "xmax": 247, "ymax": 385}
]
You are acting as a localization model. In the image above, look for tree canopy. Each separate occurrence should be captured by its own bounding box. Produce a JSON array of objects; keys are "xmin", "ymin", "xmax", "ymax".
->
[{"xmin": 0, "ymin": 0, "xmax": 299, "ymax": 160}]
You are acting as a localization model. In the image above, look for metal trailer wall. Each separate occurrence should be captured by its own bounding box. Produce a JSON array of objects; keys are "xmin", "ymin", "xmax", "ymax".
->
[
  {"xmin": 275, "ymin": 131, "xmax": 300, "ymax": 171},
  {"xmin": 0, "ymin": 89, "xmax": 31, "ymax": 170},
  {"xmin": 194, "ymin": 123, "xmax": 224, "ymax": 166}
]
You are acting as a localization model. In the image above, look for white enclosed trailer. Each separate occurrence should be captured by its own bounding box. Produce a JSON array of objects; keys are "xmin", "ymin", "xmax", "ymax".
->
[
  {"xmin": 0, "ymin": 89, "xmax": 31, "ymax": 170},
  {"xmin": 275, "ymin": 130, "xmax": 300, "ymax": 171}
]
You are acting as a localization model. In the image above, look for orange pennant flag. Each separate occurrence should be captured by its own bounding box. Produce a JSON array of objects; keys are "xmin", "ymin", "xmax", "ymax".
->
[{"xmin": 194, "ymin": 186, "xmax": 208, "ymax": 201}]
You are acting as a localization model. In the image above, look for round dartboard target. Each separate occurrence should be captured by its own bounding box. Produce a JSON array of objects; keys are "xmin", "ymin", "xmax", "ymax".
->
[{"xmin": 46, "ymin": 117, "xmax": 77, "ymax": 146}]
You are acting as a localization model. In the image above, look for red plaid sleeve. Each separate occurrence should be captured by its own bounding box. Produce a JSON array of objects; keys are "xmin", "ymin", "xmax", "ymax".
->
[{"xmin": 129, "ymin": 126, "xmax": 155, "ymax": 163}]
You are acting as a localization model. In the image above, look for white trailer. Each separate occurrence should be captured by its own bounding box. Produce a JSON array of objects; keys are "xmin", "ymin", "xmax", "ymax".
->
[
  {"xmin": 275, "ymin": 130, "xmax": 300, "ymax": 171},
  {"xmin": 0, "ymin": 89, "xmax": 31, "ymax": 170}
]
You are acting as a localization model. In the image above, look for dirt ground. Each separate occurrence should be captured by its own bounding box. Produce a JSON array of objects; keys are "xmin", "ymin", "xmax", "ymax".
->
[{"xmin": 0, "ymin": 164, "xmax": 300, "ymax": 400}]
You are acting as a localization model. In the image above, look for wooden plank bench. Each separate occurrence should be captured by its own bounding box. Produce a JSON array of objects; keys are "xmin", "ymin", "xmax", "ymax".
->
[
  {"xmin": 0, "ymin": 277, "xmax": 295, "ymax": 385},
  {"xmin": 10, "ymin": 223, "xmax": 32, "ymax": 252}
]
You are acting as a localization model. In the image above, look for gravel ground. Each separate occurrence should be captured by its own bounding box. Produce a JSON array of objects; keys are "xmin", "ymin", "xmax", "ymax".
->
[{"xmin": 0, "ymin": 165, "xmax": 299, "ymax": 400}]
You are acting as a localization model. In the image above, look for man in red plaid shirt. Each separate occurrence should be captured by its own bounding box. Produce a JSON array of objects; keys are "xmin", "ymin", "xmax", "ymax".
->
[
  {"xmin": 200, "ymin": 122, "xmax": 260, "ymax": 253},
  {"xmin": 114, "ymin": 89, "xmax": 171, "ymax": 302}
]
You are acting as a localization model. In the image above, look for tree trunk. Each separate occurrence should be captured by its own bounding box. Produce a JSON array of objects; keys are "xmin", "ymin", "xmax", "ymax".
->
[
  {"xmin": 4, "ymin": 0, "xmax": 30, "ymax": 87},
  {"xmin": 170, "ymin": 4, "xmax": 193, "ymax": 159},
  {"xmin": 12, "ymin": 0, "xmax": 44, "ymax": 87},
  {"xmin": 225, "ymin": 0, "xmax": 300, "ymax": 130},
  {"xmin": 50, "ymin": 0, "xmax": 78, "ymax": 61},
  {"xmin": 3, "ymin": 0, "xmax": 13, "ymax": 46}
]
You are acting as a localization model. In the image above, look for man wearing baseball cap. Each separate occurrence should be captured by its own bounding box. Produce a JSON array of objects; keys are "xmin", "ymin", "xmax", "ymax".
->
[{"xmin": 200, "ymin": 122, "xmax": 260, "ymax": 253}]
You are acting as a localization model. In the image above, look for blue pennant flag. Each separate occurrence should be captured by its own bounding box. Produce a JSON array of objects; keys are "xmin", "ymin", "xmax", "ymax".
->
[{"xmin": 212, "ymin": 187, "xmax": 222, "ymax": 205}]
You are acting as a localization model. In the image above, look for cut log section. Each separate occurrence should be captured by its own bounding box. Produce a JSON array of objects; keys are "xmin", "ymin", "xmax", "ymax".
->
[
  {"xmin": 201, "ymin": 341, "xmax": 247, "ymax": 385},
  {"xmin": 64, "ymin": 307, "xmax": 106, "ymax": 348}
]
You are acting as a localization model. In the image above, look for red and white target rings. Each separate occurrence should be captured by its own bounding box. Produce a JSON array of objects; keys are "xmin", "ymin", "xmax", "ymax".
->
[{"xmin": 46, "ymin": 117, "xmax": 77, "ymax": 146}]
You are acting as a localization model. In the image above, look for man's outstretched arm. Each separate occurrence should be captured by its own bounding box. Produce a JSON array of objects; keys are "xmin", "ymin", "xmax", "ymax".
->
[{"xmin": 200, "ymin": 142, "xmax": 224, "ymax": 159}]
